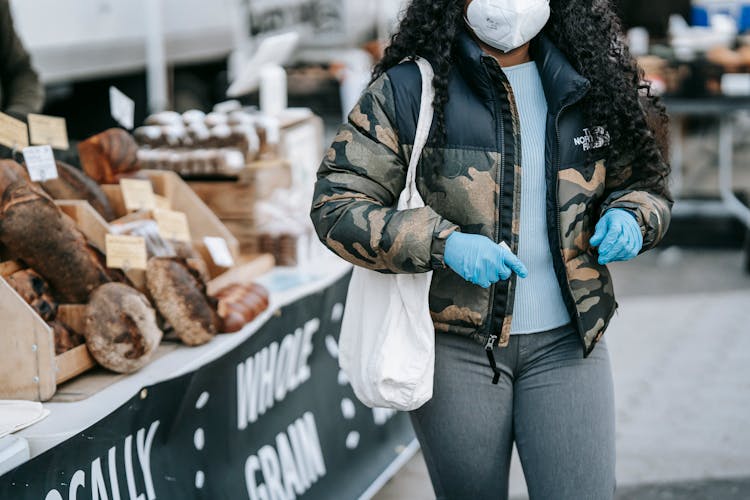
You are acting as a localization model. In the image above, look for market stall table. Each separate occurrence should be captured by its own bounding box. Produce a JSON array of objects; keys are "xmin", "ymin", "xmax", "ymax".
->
[{"xmin": 0, "ymin": 257, "xmax": 418, "ymax": 500}]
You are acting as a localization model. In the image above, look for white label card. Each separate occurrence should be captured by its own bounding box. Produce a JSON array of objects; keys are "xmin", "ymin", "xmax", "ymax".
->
[
  {"xmin": 109, "ymin": 86, "xmax": 135, "ymax": 130},
  {"xmin": 27, "ymin": 114, "xmax": 70, "ymax": 150},
  {"xmin": 154, "ymin": 209, "xmax": 191, "ymax": 242},
  {"xmin": 0, "ymin": 112, "xmax": 29, "ymax": 150},
  {"xmin": 105, "ymin": 234, "xmax": 148, "ymax": 270},
  {"xmin": 204, "ymin": 237, "xmax": 235, "ymax": 268},
  {"xmin": 22, "ymin": 145, "xmax": 58, "ymax": 182},
  {"xmin": 120, "ymin": 179, "xmax": 156, "ymax": 211}
]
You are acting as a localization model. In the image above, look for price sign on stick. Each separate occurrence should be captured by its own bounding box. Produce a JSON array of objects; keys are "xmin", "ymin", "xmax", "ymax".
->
[
  {"xmin": 22, "ymin": 145, "xmax": 58, "ymax": 182},
  {"xmin": 154, "ymin": 209, "xmax": 191, "ymax": 242},
  {"xmin": 204, "ymin": 237, "xmax": 235, "ymax": 268},
  {"xmin": 120, "ymin": 179, "xmax": 157, "ymax": 211},
  {"xmin": 0, "ymin": 112, "xmax": 28, "ymax": 150},
  {"xmin": 106, "ymin": 234, "xmax": 147, "ymax": 270},
  {"xmin": 109, "ymin": 86, "xmax": 135, "ymax": 130},
  {"xmin": 27, "ymin": 114, "xmax": 69, "ymax": 150}
]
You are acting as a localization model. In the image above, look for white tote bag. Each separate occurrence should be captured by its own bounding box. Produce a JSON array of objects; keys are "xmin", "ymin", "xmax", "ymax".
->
[{"xmin": 338, "ymin": 57, "xmax": 436, "ymax": 412}]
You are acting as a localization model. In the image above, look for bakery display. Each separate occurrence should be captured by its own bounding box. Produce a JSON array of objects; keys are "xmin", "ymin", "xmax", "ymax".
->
[
  {"xmin": 40, "ymin": 162, "xmax": 117, "ymax": 221},
  {"xmin": 133, "ymin": 108, "xmax": 274, "ymax": 178},
  {"xmin": 0, "ymin": 105, "xmax": 311, "ymax": 399},
  {"xmin": 78, "ymin": 128, "xmax": 141, "ymax": 184},
  {"xmin": 85, "ymin": 283, "xmax": 163, "ymax": 374},
  {"xmin": 214, "ymin": 283, "xmax": 270, "ymax": 333},
  {"xmin": 146, "ymin": 257, "xmax": 218, "ymax": 346},
  {"xmin": 0, "ymin": 168, "xmax": 111, "ymax": 303}
]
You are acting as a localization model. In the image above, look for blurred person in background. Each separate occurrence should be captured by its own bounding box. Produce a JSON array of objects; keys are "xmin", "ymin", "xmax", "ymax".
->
[
  {"xmin": 312, "ymin": 0, "xmax": 672, "ymax": 498},
  {"xmin": 0, "ymin": 0, "xmax": 43, "ymax": 118}
]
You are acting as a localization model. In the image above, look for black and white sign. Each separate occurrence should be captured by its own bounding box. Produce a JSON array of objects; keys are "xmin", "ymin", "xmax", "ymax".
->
[
  {"xmin": 22, "ymin": 145, "xmax": 58, "ymax": 182},
  {"xmin": 247, "ymin": 0, "xmax": 343, "ymax": 38},
  {"xmin": 0, "ymin": 274, "xmax": 415, "ymax": 500},
  {"xmin": 109, "ymin": 86, "xmax": 135, "ymax": 130}
]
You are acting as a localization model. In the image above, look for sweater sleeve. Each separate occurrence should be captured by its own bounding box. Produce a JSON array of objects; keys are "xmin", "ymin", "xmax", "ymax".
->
[{"xmin": 310, "ymin": 72, "xmax": 458, "ymax": 274}]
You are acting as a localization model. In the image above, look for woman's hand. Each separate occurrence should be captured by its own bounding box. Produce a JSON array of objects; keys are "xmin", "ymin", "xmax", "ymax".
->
[
  {"xmin": 444, "ymin": 232, "xmax": 528, "ymax": 288},
  {"xmin": 590, "ymin": 209, "xmax": 643, "ymax": 265}
]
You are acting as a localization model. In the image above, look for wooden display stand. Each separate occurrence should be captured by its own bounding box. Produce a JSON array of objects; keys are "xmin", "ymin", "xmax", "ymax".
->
[
  {"xmin": 188, "ymin": 159, "xmax": 292, "ymax": 254},
  {"xmin": 0, "ymin": 173, "xmax": 265, "ymax": 401},
  {"xmin": 0, "ymin": 201, "xmax": 103, "ymax": 402}
]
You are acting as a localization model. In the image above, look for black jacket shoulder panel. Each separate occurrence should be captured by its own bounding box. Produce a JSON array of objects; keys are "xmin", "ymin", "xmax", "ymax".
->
[
  {"xmin": 387, "ymin": 62, "xmax": 496, "ymax": 150},
  {"xmin": 386, "ymin": 62, "xmax": 423, "ymax": 148}
]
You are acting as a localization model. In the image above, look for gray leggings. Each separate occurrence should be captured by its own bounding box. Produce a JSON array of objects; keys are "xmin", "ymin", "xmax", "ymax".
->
[{"xmin": 410, "ymin": 325, "xmax": 616, "ymax": 500}]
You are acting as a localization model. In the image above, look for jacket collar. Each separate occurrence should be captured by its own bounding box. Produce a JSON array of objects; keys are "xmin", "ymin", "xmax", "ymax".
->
[{"xmin": 454, "ymin": 28, "xmax": 591, "ymax": 114}]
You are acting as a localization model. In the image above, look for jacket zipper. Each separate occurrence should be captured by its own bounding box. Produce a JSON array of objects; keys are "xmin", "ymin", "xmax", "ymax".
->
[
  {"xmin": 482, "ymin": 58, "xmax": 504, "ymax": 346},
  {"xmin": 481, "ymin": 58, "xmax": 511, "ymax": 385}
]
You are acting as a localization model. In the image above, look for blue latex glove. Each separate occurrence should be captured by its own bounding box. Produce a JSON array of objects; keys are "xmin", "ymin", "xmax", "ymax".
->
[
  {"xmin": 590, "ymin": 209, "xmax": 643, "ymax": 265},
  {"xmin": 444, "ymin": 232, "xmax": 528, "ymax": 288}
]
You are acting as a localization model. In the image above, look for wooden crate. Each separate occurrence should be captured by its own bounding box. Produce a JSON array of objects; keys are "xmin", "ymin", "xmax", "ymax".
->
[
  {"xmin": 188, "ymin": 159, "xmax": 292, "ymax": 220},
  {"xmin": 0, "ymin": 202, "xmax": 102, "ymax": 401},
  {"xmin": 189, "ymin": 159, "xmax": 292, "ymax": 253}
]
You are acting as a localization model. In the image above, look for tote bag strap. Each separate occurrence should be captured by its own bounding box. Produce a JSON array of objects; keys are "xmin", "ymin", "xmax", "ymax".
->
[{"xmin": 399, "ymin": 57, "xmax": 435, "ymax": 209}]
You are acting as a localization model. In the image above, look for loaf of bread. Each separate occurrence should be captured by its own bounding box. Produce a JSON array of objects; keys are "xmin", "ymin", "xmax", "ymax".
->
[
  {"xmin": 85, "ymin": 283, "xmax": 162, "ymax": 373},
  {"xmin": 146, "ymin": 257, "xmax": 218, "ymax": 346},
  {"xmin": 49, "ymin": 320, "xmax": 85, "ymax": 355},
  {"xmin": 0, "ymin": 181, "xmax": 111, "ymax": 303},
  {"xmin": 214, "ymin": 283, "xmax": 269, "ymax": 333},
  {"xmin": 78, "ymin": 128, "xmax": 140, "ymax": 184},
  {"xmin": 0, "ymin": 160, "xmax": 33, "ymax": 197},
  {"xmin": 40, "ymin": 162, "xmax": 116, "ymax": 221},
  {"xmin": 6, "ymin": 269, "xmax": 58, "ymax": 321}
]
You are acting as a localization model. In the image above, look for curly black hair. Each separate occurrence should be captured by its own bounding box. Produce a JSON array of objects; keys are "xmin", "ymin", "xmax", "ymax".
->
[{"xmin": 373, "ymin": 0, "xmax": 670, "ymax": 192}]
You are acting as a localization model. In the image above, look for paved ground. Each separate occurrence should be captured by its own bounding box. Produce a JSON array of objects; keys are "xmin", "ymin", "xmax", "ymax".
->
[{"xmin": 373, "ymin": 249, "xmax": 750, "ymax": 499}]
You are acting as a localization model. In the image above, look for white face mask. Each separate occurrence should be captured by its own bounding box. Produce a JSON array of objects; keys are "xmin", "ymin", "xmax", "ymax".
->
[{"xmin": 465, "ymin": 0, "xmax": 551, "ymax": 53}]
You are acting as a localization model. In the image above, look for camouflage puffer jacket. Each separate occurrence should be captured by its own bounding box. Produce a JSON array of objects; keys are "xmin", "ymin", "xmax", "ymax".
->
[{"xmin": 311, "ymin": 30, "xmax": 672, "ymax": 357}]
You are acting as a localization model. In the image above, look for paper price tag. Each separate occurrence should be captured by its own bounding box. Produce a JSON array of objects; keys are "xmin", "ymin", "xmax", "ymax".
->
[
  {"xmin": 154, "ymin": 209, "xmax": 191, "ymax": 242},
  {"xmin": 204, "ymin": 237, "xmax": 235, "ymax": 268},
  {"xmin": 120, "ymin": 179, "xmax": 156, "ymax": 211},
  {"xmin": 105, "ymin": 234, "xmax": 148, "ymax": 270},
  {"xmin": 0, "ymin": 112, "xmax": 29, "ymax": 150},
  {"xmin": 154, "ymin": 194, "xmax": 171, "ymax": 210},
  {"xmin": 27, "ymin": 114, "xmax": 69, "ymax": 150},
  {"xmin": 22, "ymin": 145, "xmax": 58, "ymax": 182},
  {"xmin": 109, "ymin": 86, "xmax": 135, "ymax": 130}
]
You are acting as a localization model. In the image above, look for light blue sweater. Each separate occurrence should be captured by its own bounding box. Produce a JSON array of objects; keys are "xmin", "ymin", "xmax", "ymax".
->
[{"xmin": 503, "ymin": 61, "xmax": 571, "ymax": 335}]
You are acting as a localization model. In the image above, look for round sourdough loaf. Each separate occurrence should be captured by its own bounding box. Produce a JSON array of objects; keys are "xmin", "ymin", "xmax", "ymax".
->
[{"xmin": 85, "ymin": 283, "xmax": 163, "ymax": 373}]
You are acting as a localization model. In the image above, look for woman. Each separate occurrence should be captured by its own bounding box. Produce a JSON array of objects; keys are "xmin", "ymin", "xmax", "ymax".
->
[{"xmin": 311, "ymin": 0, "xmax": 672, "ymax": 498}]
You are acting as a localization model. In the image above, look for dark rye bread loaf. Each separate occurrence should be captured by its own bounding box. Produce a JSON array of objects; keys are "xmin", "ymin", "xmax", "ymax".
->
[
  {"xmin": 78, "ymin": 128, "xmax": 140, "ymax": 184},
  {"xmin": 0, "ymin": 160, "xmax": 31, "ymax": 195},
  {"xmin": 0, "ymin": 181, "xmax": 111, "ymax": 303},
  {"xmin": 6, "ymin": 269, "xmax": 58, "ymax": 321},
  {"xmin": 146, "ymin": 257, "xmax": 218, "ymax": 346},
  {"xmin": 41, "ymin": 162, "xmax": 116, "ymax": 221},
  {"xmin": 85, "ymin": 283, "xmax": 162, "ymax": 373}
]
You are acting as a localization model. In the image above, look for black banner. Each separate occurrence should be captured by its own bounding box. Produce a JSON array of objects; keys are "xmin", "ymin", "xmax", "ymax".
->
[{"xmin": 0, "ymin": 273, "xmax": 415, "ymax": 500}]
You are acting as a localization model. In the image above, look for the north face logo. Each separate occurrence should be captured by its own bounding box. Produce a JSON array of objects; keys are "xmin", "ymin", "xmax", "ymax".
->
[{"xmin": 573, "ymin": 127, "xmax": 611, "ymax": 151}]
